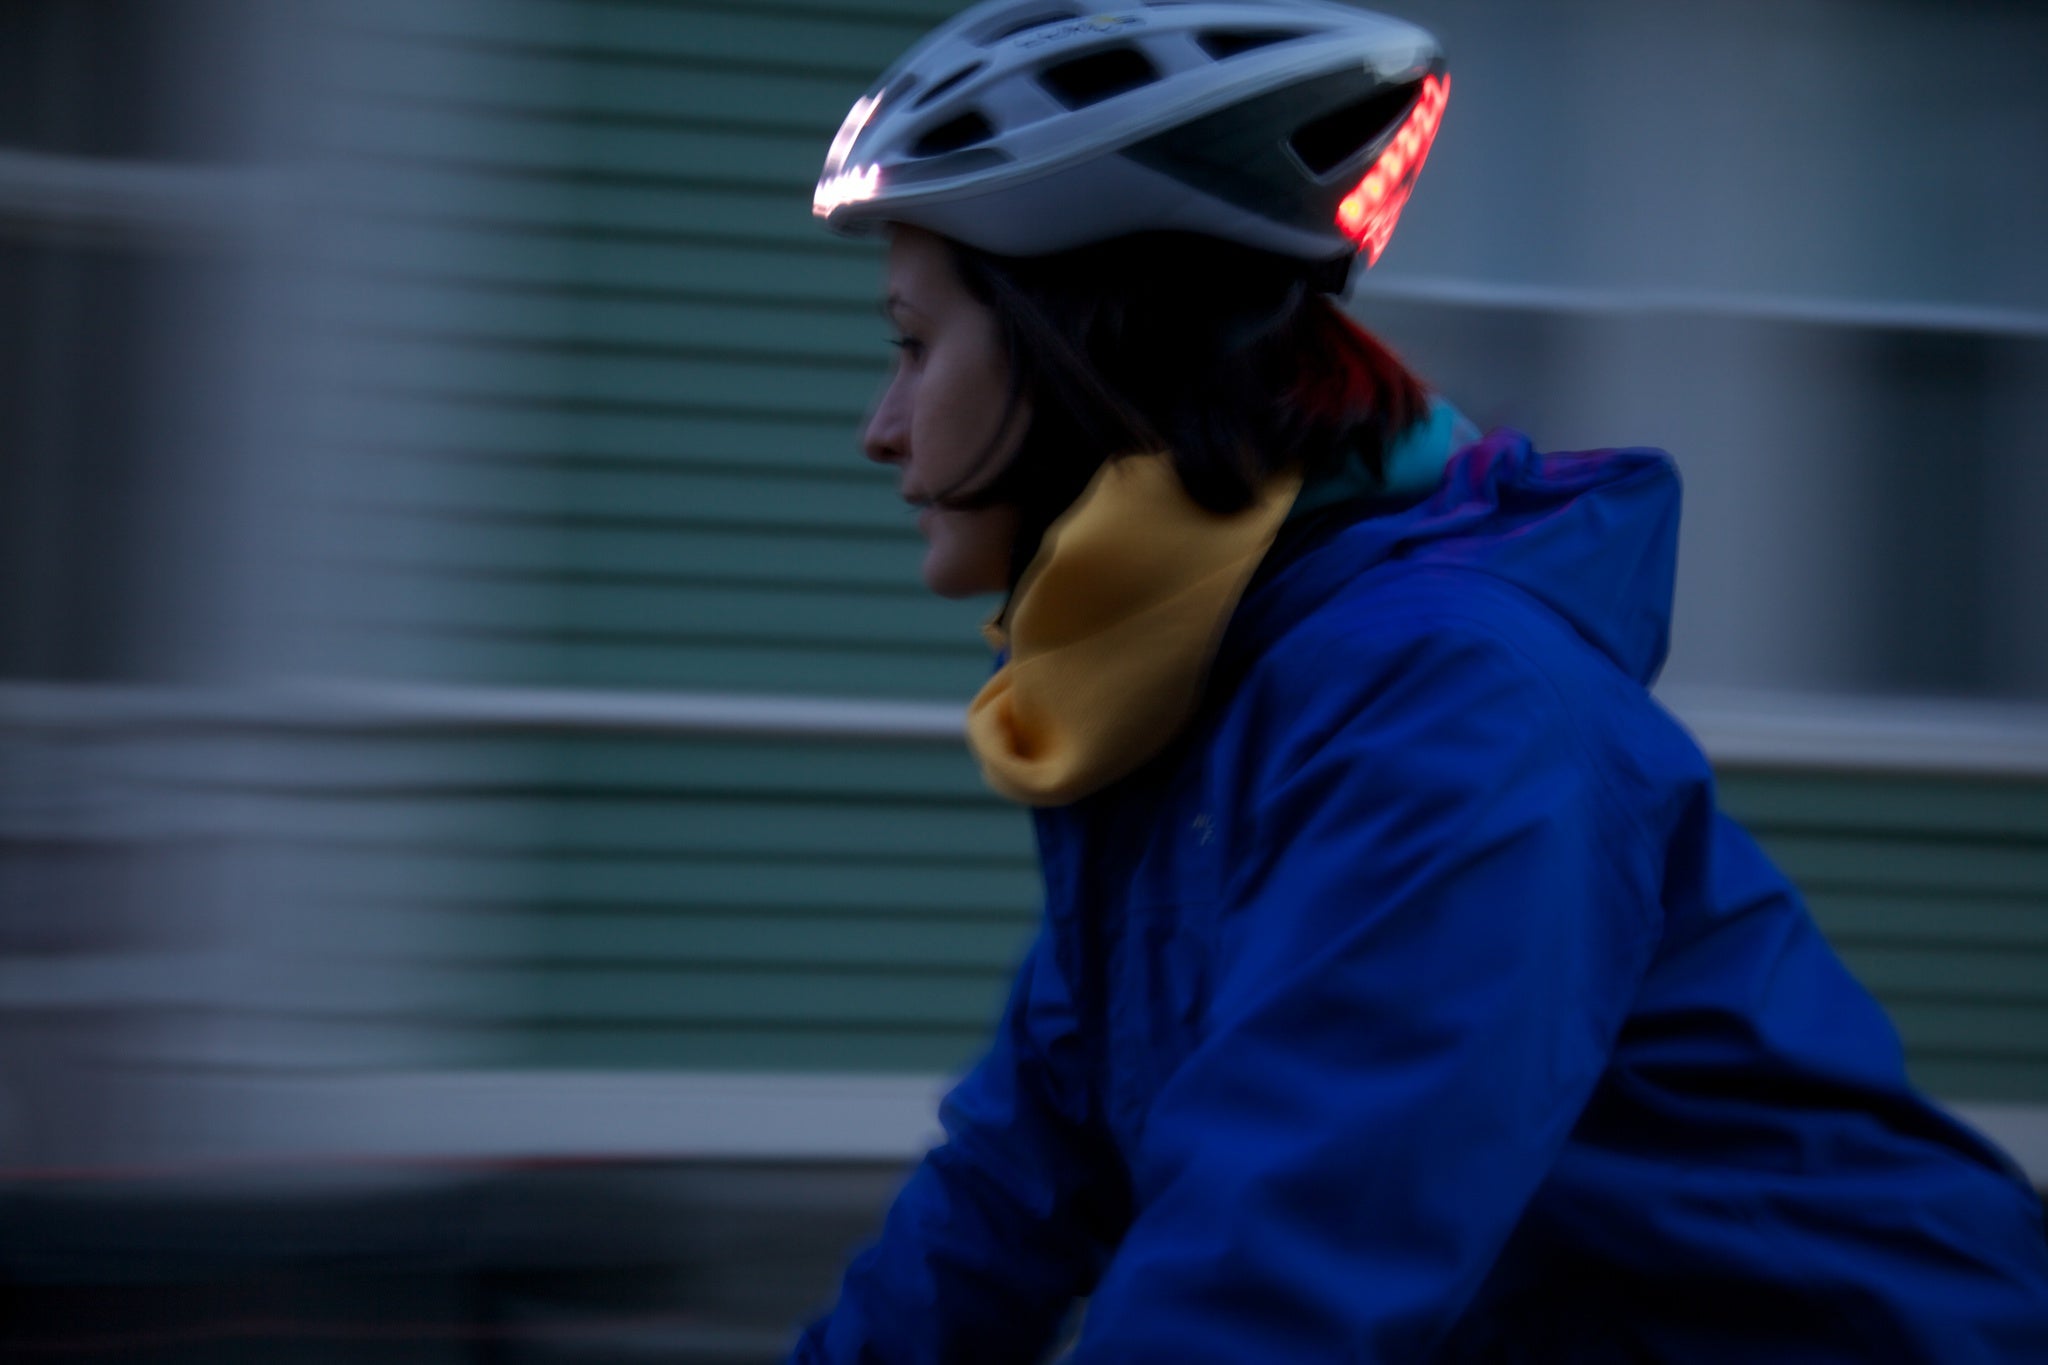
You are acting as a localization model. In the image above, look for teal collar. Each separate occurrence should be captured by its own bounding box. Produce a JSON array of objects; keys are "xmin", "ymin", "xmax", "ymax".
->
[{"xmin": 1287, "ymin": 396, "xmax": 1478, "ymax": 524}]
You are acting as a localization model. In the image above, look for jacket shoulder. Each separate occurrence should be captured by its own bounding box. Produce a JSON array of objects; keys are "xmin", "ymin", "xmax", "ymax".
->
[{"xmin": 1225, "ymin": 562, "xmax": 1704, "ymax": 847}]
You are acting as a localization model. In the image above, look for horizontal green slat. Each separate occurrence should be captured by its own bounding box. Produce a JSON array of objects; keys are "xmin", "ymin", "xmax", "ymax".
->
[
  {"xmin": 529, "ymin": 735, "xmax": 990, "ymax": 799},
  {"xmin": 1886, "ymin": 1001, "xmax": 2048, "ymax": 1056},
  {"xmin": 122, "ymin": 740, "xmax": 538, "ymax": 794},
  {"xmin": 1838, "ymin": 943, "xmax": 2048, "ymax": 1005},
  {"xmin": 506, "ymin": 965, "xmax": 1007, "ymax": 1027},
  {"xmin": 542, "ymin": 799, "xmax": 1029, "ymax": 859},
  {"xmin": 339, "ymin": 340, "xmax": 882, "ymax": 418},
  {"xmin": 321, "ymin": 286, "xmax": 895, "ymax": 367},
  {"xmin": 340, "ymin": 519, "xmax": 931, "ymax": 591},
  {"xmin": 332, "ymin": 400, "xmax": 867, "ymax": 472},
  {"xmin": 252, "ymin": 796, "xmax": 1033, "ymax": 859},
  {"xmin": 258, "ymin": 900, "xmax": 1030, "ymax": 969},
  {"xmin": 328, "ymin": 99, "xmax": 828, "ymax": 189},
  {"xmin": 332, "ymin": 899, "xmax": 1032, "ymax": 943},
  {"xmin": 498, "ymin": 1025, "xmax": 983, "ymax": 1073},
  {"xmin": 332, "ymin": 168, "xmax": 833, "ymax": 247},
  {"xmin": 445, "ymin": 909, "xmax": 1034, "ymax": 971},
  {"xmin": 337, "ymin": 474, "xmax": 913, "ymax": 532},
  {"xmin": 1809, "ymin": 890, "xmax": 2048, "ymax": 950},
  {"xmin": 325, "ymin": 36, "xmax": 866, "ymax": 135},
  {"xmin": 1760, "ymin": 833, "xmax": 2048, "ymax": 897},
  {"xmin": 340, "ymin": 462, "xmax": 911, "ymax": 535},
  {"xmin": 358, "ymin": 635, "xmax": 993, "ymax": 695},
  {"xmin": 1724, "ymin": 772, "xmax": 2048, "ymax": 840},
  {"xmin": 356, "ymin": 580, "xmax": 983, "ymax": 650},
  {"xmin": 343, "ymin": 617, "xmax": 987, "ymax": 671},
  {"xmin": 1901, "ymin": 1056, "xmax": 2048, "ymax": 1104},
  {"xmin": 328, "ymin": 225, "xmax": 879, "ymax": 306},
  {"xmin": 302, "ymin": 853, "xmax": 1037, "ymax": 912},
  {"xmin": 336, "ymin": 0, "xmax": 925, "ymax": 75},
  {"xmin": 158, "ymin": 734, "xmax": 990, "ymax": 801}
]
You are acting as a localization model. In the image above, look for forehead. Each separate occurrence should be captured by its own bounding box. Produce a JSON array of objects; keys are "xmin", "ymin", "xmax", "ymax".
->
[{"xmin": 883, "ymin": 226, "xmax": 966, "ymax": 312}]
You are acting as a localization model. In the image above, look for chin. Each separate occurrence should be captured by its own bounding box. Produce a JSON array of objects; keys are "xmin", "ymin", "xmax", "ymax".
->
[{"xmin": 921, "ymin": 555, "xmax": 1006, "ymax": 599}]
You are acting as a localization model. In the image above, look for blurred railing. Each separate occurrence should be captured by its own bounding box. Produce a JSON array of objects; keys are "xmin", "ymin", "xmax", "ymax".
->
[{"xmin": 11, "ymin": 677, "xmax": 2048, "ymax": 770}]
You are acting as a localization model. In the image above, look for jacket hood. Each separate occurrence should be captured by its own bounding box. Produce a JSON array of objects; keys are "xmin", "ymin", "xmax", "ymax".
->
[
  {"xmin": 966, "ymin": 424, "xmax": 1681, "ymax": 807},
  {"xmin": 1235, "ymin": 430, "xmax": 1681, "ymax": 689}
]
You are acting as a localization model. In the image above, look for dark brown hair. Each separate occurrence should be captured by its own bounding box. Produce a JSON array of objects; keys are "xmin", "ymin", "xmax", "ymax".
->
[{"xmin": 931, "ymin": 232, "xmax": 1429, "ymax": 584}]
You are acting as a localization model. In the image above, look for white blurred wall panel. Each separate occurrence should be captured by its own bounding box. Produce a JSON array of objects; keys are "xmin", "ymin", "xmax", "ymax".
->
[{"xmin": 1356, "ymin": 0, "xmax": 2048, "ymax": 705}]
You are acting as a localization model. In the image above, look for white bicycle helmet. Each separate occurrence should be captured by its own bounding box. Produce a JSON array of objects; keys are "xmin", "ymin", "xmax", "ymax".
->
[{"xmin": 813, "ymin": 0, "xmax": 1449, "ymax": 288}]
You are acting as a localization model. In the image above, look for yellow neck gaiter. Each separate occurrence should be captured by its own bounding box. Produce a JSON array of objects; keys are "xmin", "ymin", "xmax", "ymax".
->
[{"xmin": 967, "ymin": 453, "xmax": 1302, "ymax": 807}]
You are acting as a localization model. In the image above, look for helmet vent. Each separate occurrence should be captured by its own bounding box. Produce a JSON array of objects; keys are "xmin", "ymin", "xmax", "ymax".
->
[
  {"xmin": 915, "ymin": 62, "xmax": 985, "ymax": 108},
  {"xmin": 910, "ymin": 110, "xmax": 997, "ymax": 158},
  {"xmin": 1290, "ymin": 80, "xmax": 1420, "ymax": 177},
  {"xmin": 1196, "ymin": 29, "xmax": 1302, "ymax": 61},
  {"xmin": 1038, "ymin": 47, "xmax": 1161, "ymax": 110}
]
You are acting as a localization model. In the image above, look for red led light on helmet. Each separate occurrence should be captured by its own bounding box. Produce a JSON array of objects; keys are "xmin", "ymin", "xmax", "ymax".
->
[{"xmin": 1336, "ymin": 72, "xmax": 1449, "ymax": 266}]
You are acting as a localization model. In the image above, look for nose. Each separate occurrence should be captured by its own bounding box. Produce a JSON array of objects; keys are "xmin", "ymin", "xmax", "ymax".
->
[{"xmin": 862, "ymin": 370, "xmax": 909, "ymax": 468}]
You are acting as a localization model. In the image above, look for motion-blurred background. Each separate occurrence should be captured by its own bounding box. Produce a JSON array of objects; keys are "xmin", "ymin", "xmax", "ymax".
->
[{"xmin": 3, "ymin": 1, "xmax": 2045, "ymax": 1359}]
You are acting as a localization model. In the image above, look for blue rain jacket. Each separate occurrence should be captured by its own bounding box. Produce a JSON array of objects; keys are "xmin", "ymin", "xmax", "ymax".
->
[{"xmin": 795, "ymin": 433, "xmax": 2048, "ymax": 1362}]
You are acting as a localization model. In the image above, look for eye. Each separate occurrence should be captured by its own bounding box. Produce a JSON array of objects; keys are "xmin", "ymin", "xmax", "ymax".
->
[{"xmin": 889, "ymin": 335, "xmax": 927, "ymax": 363}]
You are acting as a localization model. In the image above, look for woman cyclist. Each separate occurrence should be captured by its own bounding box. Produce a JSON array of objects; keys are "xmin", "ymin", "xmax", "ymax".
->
[{"xmin": 795, "ymin": 2, "xmax": 2048, "ymax": 1359}]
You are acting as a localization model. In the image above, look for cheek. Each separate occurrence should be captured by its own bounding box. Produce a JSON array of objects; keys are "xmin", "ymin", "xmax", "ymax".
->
[{"xmin": 918, "ymin": 352, "xmax": 1016, "ymax": 481}]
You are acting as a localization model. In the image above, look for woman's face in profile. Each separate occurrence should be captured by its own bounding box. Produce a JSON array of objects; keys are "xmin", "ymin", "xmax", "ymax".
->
[{"xmin": 864, "ymin": 226, "xmax": 1027, "ymax": 598}]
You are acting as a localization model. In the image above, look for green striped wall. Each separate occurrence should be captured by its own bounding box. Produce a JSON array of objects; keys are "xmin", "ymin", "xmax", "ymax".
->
[
  {"xmin": 446, "ymin": 730, "xmax": 1032, "ymax": 1073},
  {"xmin": 246, "ymin": 726, "xmax": 1033, "ymax": 1072},
  {"xmin": 262, "ymin": 722, "xmax": 2048, "ymax": 1103},
  {"xmin": 314, "ymin": 0, "xmax": 985, "ymax": 696},
  {"xmin": 1722, "ymin": 770, "xmax": 2048, "ymax": 1103},
  {"xmin": 298, "ymin": 0, "xmax": 2048, "ymax": 1109}
]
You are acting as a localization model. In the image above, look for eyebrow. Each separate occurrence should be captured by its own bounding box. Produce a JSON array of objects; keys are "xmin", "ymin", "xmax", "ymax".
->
[{"xmin": 880, "ymin": 292, "xmax": 927, "ymax": 322}]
